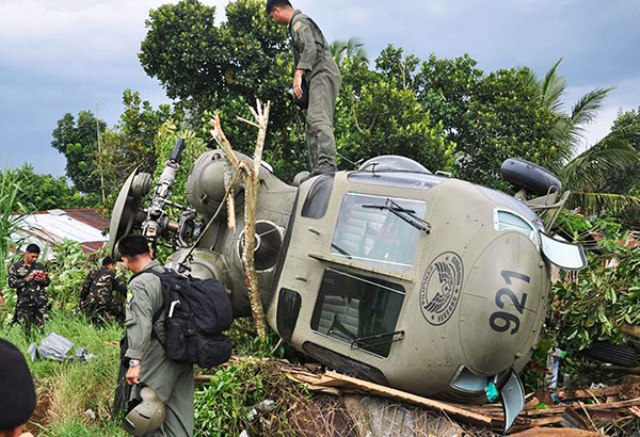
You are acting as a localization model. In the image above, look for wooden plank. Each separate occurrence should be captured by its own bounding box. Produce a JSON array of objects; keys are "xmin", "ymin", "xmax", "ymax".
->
[
  {"xmin": 628, "ymin": 406, "xmax": 640, "ymax": 420},
  {"xmin": 510, "ymin": 427, "xmax": 601, "ymax": 437},
  {"xmin": 323, "ymin": 370, "xmax": 493, "ymax": 426},
  {"xmin": 558, "ymin": 385, "xmax": 623, "ymax": 401}
]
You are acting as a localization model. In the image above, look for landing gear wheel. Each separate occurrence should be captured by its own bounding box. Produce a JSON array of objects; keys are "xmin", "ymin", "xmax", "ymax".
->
[
  {"xmin": 500, "ymin": 159, "xmax": 562, "ymax": 196},
  {"xmin": 581, "ymin": 341, "xmax": 637, "ymax": 367}
]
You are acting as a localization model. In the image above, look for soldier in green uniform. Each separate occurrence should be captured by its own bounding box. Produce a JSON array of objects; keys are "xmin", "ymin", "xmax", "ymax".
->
[
  {"xmin": 118, "ymin": 235, "xmax": 194, "ymax": 437},
  {"xmin": 7, "ymin": 244, "xmax": 50, "ymax": 337},
  {"xmin": 267, "ymin": 0, "xmax": 342, "ymax": 175},
  {"xmin": 79, "ymin": 256, "xmax": 127, "ymax": 325}
]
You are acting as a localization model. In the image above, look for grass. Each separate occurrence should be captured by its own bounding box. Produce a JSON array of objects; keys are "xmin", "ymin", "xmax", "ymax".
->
[{"xmin": 2, "ymin": 311, "xmax": 126, "ymax": 436}]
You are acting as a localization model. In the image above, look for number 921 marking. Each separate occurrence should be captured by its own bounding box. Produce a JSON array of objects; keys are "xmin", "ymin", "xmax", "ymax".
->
[{"xmin": 489, "ymin": 271, "xmax": 530, "ymax": 335}]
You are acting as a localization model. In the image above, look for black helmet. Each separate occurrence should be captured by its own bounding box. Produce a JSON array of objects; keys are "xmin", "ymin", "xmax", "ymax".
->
[{"xmin": 123, "ymin": 385, "xmax": 165, "ymax": 436}]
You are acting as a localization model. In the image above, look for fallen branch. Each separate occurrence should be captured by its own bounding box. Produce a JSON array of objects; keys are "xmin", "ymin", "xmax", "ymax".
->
[{"xmin": 209, "ymin": 101, "xmax": 271, "ymax": 341}]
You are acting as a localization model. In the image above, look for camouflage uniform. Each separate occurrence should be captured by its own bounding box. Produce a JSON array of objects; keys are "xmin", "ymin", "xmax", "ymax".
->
[
  {"xmin": 80, "ymin": 267, "xmax": 127, "ymax": 324},
  {"xmin": 289, "ymin": 10, "xmax": 342, "ymax": 171},
  {"xmin": 8, "ymin": 260, "xmax": 50, "ymax": 335},
  {"xmin": 125, "ymin": 260, "xmax": 194, "ymax": 436}
]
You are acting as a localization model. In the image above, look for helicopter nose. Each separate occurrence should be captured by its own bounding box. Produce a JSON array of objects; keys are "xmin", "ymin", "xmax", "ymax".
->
[{"xmin": 457, "ymin": 231, "xmax": 548, "ymax": 375}]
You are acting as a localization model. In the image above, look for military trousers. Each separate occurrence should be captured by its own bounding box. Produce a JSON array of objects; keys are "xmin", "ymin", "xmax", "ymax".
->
[
  {"xmin": 136, "ymin": 338, "xmax": 194, "ymax": 437},
  {"xmin": 305, "ymin": 72, "xmax": 341, "ymax": 171}
]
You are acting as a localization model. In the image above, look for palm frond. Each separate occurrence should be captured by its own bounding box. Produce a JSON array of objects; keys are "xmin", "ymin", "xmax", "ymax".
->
[
  {"xmin": 540, "ymin": 59, "xmax": 566, "ymax": 113},
  {"xmin": 561, "ymin": 130, "xmax": 640, "ymax": 191},
  {"xmin": 567, "ymin": 191, "xmax": 640, "ymax": 215},
  {"xmin": 570, "ymin": 87, "xmax": 613, "ymax": 133}
]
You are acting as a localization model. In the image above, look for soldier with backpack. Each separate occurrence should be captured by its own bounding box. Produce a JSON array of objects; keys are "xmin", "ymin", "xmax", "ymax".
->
[
  {"xmin": 118, "ymin": 235, "xmax": 194, "ymax": 437},
  {"xmin": 79, "ymin": 256, "xmax": 127, "ymax": 325}
]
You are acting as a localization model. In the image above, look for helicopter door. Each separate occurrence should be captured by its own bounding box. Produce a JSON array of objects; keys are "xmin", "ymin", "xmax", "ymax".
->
[{"xmin": 540, "ymin": 232, "xmax": 587, "ymax": 270}]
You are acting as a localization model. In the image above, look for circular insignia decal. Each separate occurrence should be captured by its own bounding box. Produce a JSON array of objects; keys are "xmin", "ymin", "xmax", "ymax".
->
[{"xmin": 419, "ymin": 252, "xmax": 464, "ymax": 325}]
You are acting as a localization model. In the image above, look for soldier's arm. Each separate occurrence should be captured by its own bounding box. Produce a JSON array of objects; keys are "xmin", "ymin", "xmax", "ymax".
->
[
  {"xmin": 7, "ymin": 264, "xmax": 27, "ymax": 290},
  {"xmin": 114, "ymin": 277, "xmax": 128, "ymax": 296},
  {"xmin": 79, "ymin": 271, "xmax": 94, "ymax": 301},
  {"xmin": 293, "ymin": 19, "xmax": 317, "ymax": 72},
  {"xmin": 124, "ymin": 275, "xmax": 162, "ymax": 360},
  {"xmin": 41, "ymin": 265, "xmax": 51, "ymax": 286}
]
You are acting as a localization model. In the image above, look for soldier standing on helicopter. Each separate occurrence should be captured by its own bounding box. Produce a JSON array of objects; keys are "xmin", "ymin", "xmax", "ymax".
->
[
  {"xmin": 79, "ymin": 256, "xmax": 127, "ymax": 325},
  {"xmin": 266, "ymin": 0, "xmax": 342, "ymax": 176},
  {"xmin": 7, "ymin": 244, "xmax": 50, "ymax": 337}
]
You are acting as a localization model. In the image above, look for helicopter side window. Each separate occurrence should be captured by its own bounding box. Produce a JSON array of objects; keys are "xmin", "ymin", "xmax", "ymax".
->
[
  {"xmin": 331, "ymin": 193, "xmax": 426, "ymax": 272},
  {"xmin": 311, "ymin": 268, "xmax": 405, "ymax": 357},
  {"xmin": 301, "ymin": 176, "xmax": 335, "ymax": 219}
]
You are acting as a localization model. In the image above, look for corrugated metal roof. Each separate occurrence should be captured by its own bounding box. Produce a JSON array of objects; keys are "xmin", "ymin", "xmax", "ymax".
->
[{"xmin": 12, "ymin": 209, "xmax": 109, "ymax": 259}]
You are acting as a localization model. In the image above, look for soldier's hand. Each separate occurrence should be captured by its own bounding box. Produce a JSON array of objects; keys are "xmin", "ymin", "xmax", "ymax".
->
[
  {"xmin": 293, "ymin": 69, "xmax": 304, "ymax": 99},
  {"xmin": 0, "ymin": 295, "xmax": 5, "ymax": 307},
  {"xmin": 126, "ymin": 365, "xmax": 141, "ymax": 385}
]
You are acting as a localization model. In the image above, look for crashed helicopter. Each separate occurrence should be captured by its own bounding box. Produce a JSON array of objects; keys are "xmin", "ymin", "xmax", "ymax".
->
[{"xmin": 110, "ymin": 138, "xmax": 586, "ymax": 432}]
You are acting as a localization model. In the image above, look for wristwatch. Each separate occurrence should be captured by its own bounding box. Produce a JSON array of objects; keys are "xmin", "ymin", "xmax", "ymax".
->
[{"xmin": 129, "ymin": 359, "xmax": 142, "ymax": 368}]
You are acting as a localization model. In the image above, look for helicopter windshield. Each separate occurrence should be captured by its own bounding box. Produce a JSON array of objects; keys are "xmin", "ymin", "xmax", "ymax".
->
[{"xmin": 331, "ymin": 193, "xmax": 427, "ymax": 272}]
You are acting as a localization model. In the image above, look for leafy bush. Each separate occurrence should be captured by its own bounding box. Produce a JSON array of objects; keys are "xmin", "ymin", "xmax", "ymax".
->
[
  {"xmin": 551, "ymin": 215, "xmax": 640, "ymax": 352},
  {"xmin": 523, "ymin": 212, "xmax": 640, "ymax": 391},
  {"xmin": 194, "ymin": 358, "xmax": 311, "ymax": 436}
]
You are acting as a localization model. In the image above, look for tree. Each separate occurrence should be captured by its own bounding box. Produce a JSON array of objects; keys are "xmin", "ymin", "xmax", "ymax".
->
[
  {"xmin": 0, "ymin": 165, "xmax": 89, "ymax": 211},
  {"xmin": 455, "ymin": 67, "xmax": 561, "ymax": 189},
  {"xmin": 139, "ymin": 0, "xmax": 307, "ymax": 181},
  {"xmin": 335, "ymin": 52, "xmax": 454, "ymax": 173},
  {"xmin": 331, "ymin": 37, "xmax": 368, "ymax": 65},
  {"xmin": 560, "ymin": 107, "xmax": 640, "ymax": 217},
  {"xmin": 51, "ymin": 111, "xmax": 107, "ymax": 194},
  {"xmin": 410, "ymin": 52, "xmax": 561, "ymax": 189},
  {"xmin": 522, "ymin": 61, "xmax": 640, "ymax": 215},
  {"xmin": 96, "ymin": 90, "xmax": 172, "ymax": 208}
]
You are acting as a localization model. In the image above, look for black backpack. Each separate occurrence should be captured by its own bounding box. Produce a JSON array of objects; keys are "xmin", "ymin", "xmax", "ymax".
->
[{"xmin": 148, "ymin": 269, "xmax": 233, "ymax": 368}]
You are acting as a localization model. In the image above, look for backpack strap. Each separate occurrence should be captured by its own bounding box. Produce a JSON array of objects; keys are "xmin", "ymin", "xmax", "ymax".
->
[{"xmin": 131, "ymin": 269, "xmax": 168, "ymax": 347}]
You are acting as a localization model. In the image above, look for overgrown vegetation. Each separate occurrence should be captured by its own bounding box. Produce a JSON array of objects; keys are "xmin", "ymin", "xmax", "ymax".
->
[
  {"xmin": 524, "ymin": 211, "xmax": 640, "ymax": 393},
  {"xmin": 1, "ymin": 242, "xmax": 319, "ymax": 436}
]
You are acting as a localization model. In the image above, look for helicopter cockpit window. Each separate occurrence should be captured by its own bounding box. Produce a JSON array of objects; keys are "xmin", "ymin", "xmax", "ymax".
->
[
  {"xmin": 494, "ymin": 209, "xmax": 537, "ymax": 246},
  {"xmin": 311, "ymin": 268, "xmax": 405, "ymax": 357},
  {"xmin": 331, "ymin": 193, "xmax": 427, "ymax": 272}
]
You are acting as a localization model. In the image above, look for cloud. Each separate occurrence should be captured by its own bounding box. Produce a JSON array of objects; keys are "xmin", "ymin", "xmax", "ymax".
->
[{"xmin": 0, "ymin": 0, "xmax": 230, "ymax": 79}]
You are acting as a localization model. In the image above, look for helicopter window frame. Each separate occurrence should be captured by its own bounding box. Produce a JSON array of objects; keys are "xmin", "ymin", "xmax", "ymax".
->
[
  {"xmin": 310, "ymin": 268, "xmax": 406, "ymax": 358},
  {"xmin": 330, "ymin": 193, "xmax": 427, "ymax": 272},
  {"xmin": 493, "ymin": 208, "xmax": 539, "ymax": 248}
]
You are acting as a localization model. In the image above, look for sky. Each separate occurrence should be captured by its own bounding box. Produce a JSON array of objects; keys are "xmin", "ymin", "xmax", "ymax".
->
[{"xmin": 1, "ymin": 0, "xmax": 639, "ymax": 177}]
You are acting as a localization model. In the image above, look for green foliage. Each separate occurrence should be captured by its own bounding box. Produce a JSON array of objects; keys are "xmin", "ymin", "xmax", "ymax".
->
[
  {"xmin": 140, "ymin": 0, "xmax": 306, "ymax": 181},
  {"xmin": 456, "ymin": 68, "xmax": 560, "ymax": 189},
  {"xmin": 227, "ymin": 318, "xmax": 285, "ymax": 359},
  {"xmin": 194, "ymin": 358, "xmax": 310, "ymax": 436},
  {"xmin": 335, "ymin": 51, "xmax": 455, "ymax": 173},
  {"xmin": 96, "ymin": 90, "xmax": 173, "ymax": 210},
  {"xmin": 551, "ymin": 216, "xmax": 640, "ymax": 352},
  {"xmin": 51, "ymin": 111, "xmax": 107, "ymax": 195},
  {"xmin": 2, "ymin": 312, "xmax": 124, "ymax": 436},
  {"xmin": 0, "ymin": 164, "xmax": 90, "ymax": 210},
  {"xmin": 47, "ymin": 240, "xmax": 100, "ymax": 312},
  {"xmin": 0, "ymin": 169, "xmax": 28, "ymax": 289},
  {"xmin": 331, "ymin": 37, "xmax": 368, "ymax": 65}
]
